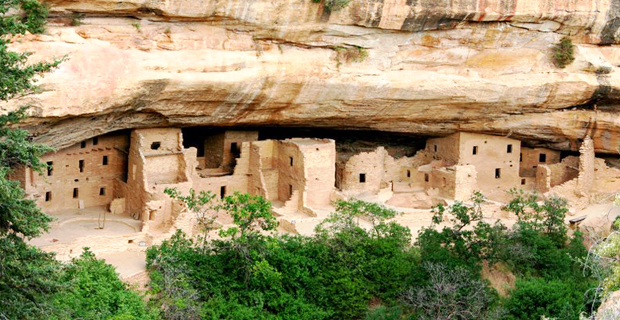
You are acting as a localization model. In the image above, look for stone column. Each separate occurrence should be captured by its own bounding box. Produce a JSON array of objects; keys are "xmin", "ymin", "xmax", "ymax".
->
[{"xmin": 577, "ymin": 136, "xmax": 594, "ymax": 196}]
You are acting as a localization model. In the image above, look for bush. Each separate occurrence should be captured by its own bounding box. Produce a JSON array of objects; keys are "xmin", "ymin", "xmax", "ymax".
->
[
  {"xmin": 553, "ymin": 37, "xmax": 575, "ymax": 68},
  {"xmin": 505, "ymin": 277, "xmax": 594, "ymax": 320}
]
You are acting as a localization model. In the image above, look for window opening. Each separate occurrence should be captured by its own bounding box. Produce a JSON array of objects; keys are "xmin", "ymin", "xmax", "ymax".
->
[
  {"xmin": 80, "ymin": 141, "xmax": 86, "ymax": 148},
  {"xmin": 472, "ymin": 146, "xmax": 478, "ymax": 155},
  {"xmin": 289, "ymin": 156, "xmax": 294, "ymax": 166},
  {"xmin": 102, "ymin": 155, "xmax": 108, "ymax": 165},
  {"xmin": 539, "ymin": 153, "xmax": 547, "ymax": 163},
  {"xmin": 45, "ymin": 191, "xmax": 52, "ymax": 202},
  {"xmin": 230, "ymin": 142, "xmax": 240, "ymax": 158},
  {"xmin": 359, "ymin": 173, "xmax": 366, "ymax": 183},
  {"xmin": 407, "ymin": 170, "xmax": 411, "ymax": 178},
  {"xmin": 289, "ymin": 184, "xmax": 293, "ymax": 196},
  {"xmin": 73, "ymin": 188, "xmax": 79, "ymax": 198},
  {"xmin": 79, "ymin": 160, "xmax": 84, "ymax": 173},
  {"xmin": 93, "ymin": 137, "xmax": 98, "ymax": 145},
  {"xmin": 521, "ymin": 179, "xmax": 526, "ymax": 185},
  {"xmin": 507, "ymin": 144, "xmax": 513, "ymax": 153},
  {"xmin": 46, "ymin": 161, "xmax": 53, "ymax": 176},
  {"xmin": 99, "ymin": 187, "xmax": 106, "ymax": 196},
  {"xmin": 220, "ymin": 186, "xmax": 226, "ymax": 199},
  {"xmin": 520, "ymin": 153, "xmax": 523, "ymax": 162},
  {"xmin": 424, "ymin": 173, "xmax": 429, "ymax": 182},
  {"xmin": 434, "ymin": 145, "xmax": 437, "ymax": 152},
  {"xmin": 495, "ymin": 168, "xmax": 501, "ymax": 179},
  {"xmin": 151, "ymin": 142, "xmax": 161, "ymax": 150}
]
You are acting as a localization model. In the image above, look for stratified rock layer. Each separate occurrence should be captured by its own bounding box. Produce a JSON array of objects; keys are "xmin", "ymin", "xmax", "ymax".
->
[{"xmin": 3, "ymin": 0, "xmax": 620, "ymax": 152}]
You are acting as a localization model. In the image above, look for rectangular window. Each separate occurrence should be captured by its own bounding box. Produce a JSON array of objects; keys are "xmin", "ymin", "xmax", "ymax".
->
[
  {"xmin": 472, "ymin": 146, "xmax": 478, "ymax": 155},
  {"xmin": 289, "ymin": 156, "xmax": 294, "ymax": 166},
  {"xmin": 46, "ymin": 161, "xmax": 53, "ymax": 176},
  {"xmin": 407, "ymin": 170, "xmax": 411, "ymax": 178},
  {"xmin": 73, "ymin": 188, "xmax": 79, "ymax": 198},
  {"xmin": 359, "ymin": 173, "xmax": 366, "ymax": 183},
  {"xmin": 289, "ymin": 184, "xmax": 293, "ymax": 196},
  {"xmin": 495, "ymin": 168, "xmax": 501, "ymax": 179},
  {"xmin": 507, "ymin": 144, "xmax": 513, "ymax": 153},
  {"xmin": 99, "ymin": 187, "xmax": 105, "ymax": 196},
  {"xmin": 521, "ymin": 179, "xmax": 526, "ymax": 185},
  {"xmin": 79, "ymin": 160, "xmax": 84, "ymax": 173},
  {"xmin": 424, "ymin": 173, "xmax": 429, "ymax": 182},
  {"xmin": 434, "ymin": 145, "xmax": 437, "ymax": 152},
  {"xmin": 102, "ymin": 155, "xmax": 108, "ymax": 165},
  {"xmin": 93, "ymin": 137, "xmax": 98, "ymax": 145},
  {"xmin": 520, "ymin": 153, "xmax": 523, "ymax": 162},
  {"xmin": 151, "ymin": 141, "xmax": 161, "ymax": 150},
  {"xmin": 80, "ymin": 141, "xmax": 86, "ymax": 148},
  {"xmin": 220, "ymin": 186, "xmax": 226, "ymax": 199},
  {"xmin": 231, "ymin": 142, "xmax": 238, "ymax": 153},
  {"xmin": 45, "ymin": 191, "xmax": 52, "ymax": 202},
  {"xmin": 539, "ymin": 153, "xmax": 547, "ymax": 163}
]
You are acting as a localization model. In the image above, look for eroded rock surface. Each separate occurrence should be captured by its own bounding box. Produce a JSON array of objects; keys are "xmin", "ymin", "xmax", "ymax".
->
[{"xmin": 2, "ymin": 0, "xmax": 620, "ymax": 152}]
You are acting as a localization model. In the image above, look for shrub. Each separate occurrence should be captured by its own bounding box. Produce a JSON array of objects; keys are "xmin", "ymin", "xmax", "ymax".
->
[{"xmin": 553, "ymin": 37, "xmax": 575, "ymax": 68}]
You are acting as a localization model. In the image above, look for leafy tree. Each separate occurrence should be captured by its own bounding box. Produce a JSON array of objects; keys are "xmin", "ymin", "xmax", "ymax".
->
[
  {"xmin": 0, "ymin": 1, "xmax": 64, "ymax": 318},
  {"xmin": 218, "ymin": 191, "xmax": 278, "ymax": 239},
  {"xmin": 50, "ymin": 249, "xmax": 156, "ymax": 320},
  {"xmin": 164, "ymin": 188, "xmax": 219, "ymax": 250}
]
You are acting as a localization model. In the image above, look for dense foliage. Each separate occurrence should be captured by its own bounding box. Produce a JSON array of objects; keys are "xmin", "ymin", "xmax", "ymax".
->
[
  {"xmin": 1, "ymin": 2, "xmax": 151, "ymax": 319},
  {"xmin": 148, "ymin": 188, "xmax": 600, "ymax": 320}
]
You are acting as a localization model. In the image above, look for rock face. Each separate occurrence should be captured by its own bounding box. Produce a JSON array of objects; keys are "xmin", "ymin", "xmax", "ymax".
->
[{"xmin": 3, "ymin": 0, "xmax": 620, "ymax": 152}]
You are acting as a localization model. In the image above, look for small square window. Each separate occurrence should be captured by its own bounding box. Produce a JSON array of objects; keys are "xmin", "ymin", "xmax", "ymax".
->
[
  {"xmin": 73, "ymin": 188, "xmax": 79, "ymax": 198},
  {"xmin": 539, "ymin": 153, "xmax": 547, "ymax": 163},
  {"xmin": 495, "ymin": 168, "xmax": 501, "ymax": 179},
  {"xmin": 151, "ymin": 142, "xmax": 161, "ymax": 150},
  {"xmin": 521, "ymin": 179, "xmax": 526, "ymax": 185},
  {"xmin": 99, "ymin": 187, "xmax": 106, "ymax": 196},
  {"xmin": 45, "ymin": 191, "xmax": 52, "ymax": 202},
  {"xmin": 507, "ymin": 144, "xmax": 513, "ymax": 153},
  {"xmin": 80, "ymin": 141, "xmax": 86, "ymax": 148},
  {"xmin": 472, "ymin": 146, "xmax": 478, "ymax": 155},
  {"xmin": 93, "ymin": 137, "xmax": 98, "ymax": 145},
  {"xmin": 46, "ymin": 161, "xmax": 53, "ymax": 176},
  {"xmin": 102, "ymin": 155, "xmax": 108, "ymax": 165},
  {"xmin": 359, "ymin": 173, "xmax": 366, "ymax": 183}
]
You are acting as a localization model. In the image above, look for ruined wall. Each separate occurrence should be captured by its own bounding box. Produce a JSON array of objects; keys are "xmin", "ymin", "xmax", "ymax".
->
[
  {"xmin": 298, "ymin": 139, "xmax": 335, "ymax": 210},
  {"xmin": 340, "ymin": 147, "xmax": 387, "ymax": 194},
  {"xmin": 520, "ymin": 147, "xmax": 561, "ymax": 177},
  {"xmin": 577, "ymin": 136, "xmax": 595, "ymax": 195},
  {"xmin": 536, "ymin": 165, "xmax": 552, "ymax": 193},
  {"xmin": 453, "ymin": 165, "xmax": 477, "ymax": 202},
  {"xmin": 202, "ymin": 130, "xmax": 258, "ymax": 170},
  {"xmin": 31, "ymin": 134, "xmax": 128, "ymax": 213},
  {"xmin": 203, "ymin": 133, "xmax": 225, "ymax": 168},
  {"xmin": 192, "ymin": 143, "xmax": 251, "ymax": 197},
  {"xmin": 426, "ymin": 134, "xmax": 460, "ymax": 166},
  {"xmin": 458, "ymin": 132, "xmax": 521, "ymax": 196},
  {"xmin": 275, "ymin": 140, "xmax": 305, "ymax": 205},
  {"xmin": 430, "ymin": 167, "xmax": 457, "ymax": 199}
]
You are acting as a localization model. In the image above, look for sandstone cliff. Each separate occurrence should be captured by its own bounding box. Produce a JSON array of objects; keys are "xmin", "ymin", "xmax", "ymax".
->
[{"xmin": 3, "ymin": 0, "xmax": 620, "ymax": 153}]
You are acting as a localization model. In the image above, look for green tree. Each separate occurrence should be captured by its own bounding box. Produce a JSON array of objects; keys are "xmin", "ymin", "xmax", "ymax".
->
[{"xmin": 0, "ymin": 1, "xmax": 64, "ymax": 318}]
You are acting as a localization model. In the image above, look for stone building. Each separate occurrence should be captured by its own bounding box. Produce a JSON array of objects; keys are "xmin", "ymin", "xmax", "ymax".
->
[{"xmin": 14, "ymin": 133, "xmax": 129, "ymax": 212}]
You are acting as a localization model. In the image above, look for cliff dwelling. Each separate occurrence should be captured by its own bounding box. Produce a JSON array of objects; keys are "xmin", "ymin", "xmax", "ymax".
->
[{"xmin": 17, "ymin": 128, "xmax": 620, "ymax": 262}]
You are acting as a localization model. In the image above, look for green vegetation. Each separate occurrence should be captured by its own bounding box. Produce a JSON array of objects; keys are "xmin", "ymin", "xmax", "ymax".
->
[
  {"xmin": 70, "ymin": 12, "xmax": 85, "ymax": 26},
  {"xmin": 146, "ymin": 188, "xmax": 601, "ymax": 320},
  {"xmin": 312, "ymin": 0, "xmax": 352, "ymax": 11},
  {"xmin": 553, "ymin": 36, "xmax": 575, "ymax": 68},
  {"xmin": 132, "ymin": 22, "xmax": 141, "ymax": 32},
  {"xmin": 1, "ymin": 2, "xmax": 152, "ymax": 319},
  {"xmin": 333, "ymin": 45, "xmax": 368, "ymax": 68}
]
